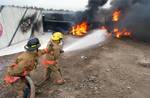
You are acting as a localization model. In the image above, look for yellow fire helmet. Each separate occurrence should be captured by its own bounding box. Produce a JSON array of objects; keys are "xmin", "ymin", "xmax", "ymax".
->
[{"xmin": 51, "ymin": 32, "xmax": 63, "ymax": 41}]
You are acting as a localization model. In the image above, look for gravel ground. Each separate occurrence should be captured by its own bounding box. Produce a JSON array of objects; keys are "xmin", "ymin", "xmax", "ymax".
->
[{"xmin": 0, "ymin": 38, "xmax": 150, "ymax": 98}]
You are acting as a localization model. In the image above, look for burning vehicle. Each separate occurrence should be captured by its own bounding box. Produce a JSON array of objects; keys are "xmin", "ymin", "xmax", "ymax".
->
[
  {"xmin": 42, "ymin": 10, "xmax": 91, "ymax": 36},
  {"xmin": 42, "ymin": 11, "xmax": 77, "ymax": 34}
]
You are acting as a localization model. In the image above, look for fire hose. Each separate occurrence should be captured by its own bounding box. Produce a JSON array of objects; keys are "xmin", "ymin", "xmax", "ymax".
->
[
  {"xmin": 0, "ymin": 76, "xmax": 35, "ymax": 98},
  {"xmin": 25, "ymin": 76, "xmax": 35, "ymax": 98}
]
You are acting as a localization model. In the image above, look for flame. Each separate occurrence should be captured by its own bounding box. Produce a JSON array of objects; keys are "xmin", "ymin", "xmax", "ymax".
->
[
  {"xmin": 70, "ymin": 21, "xmax": 88, "ymax": 36},
  {"xmin": 112, "ymin": 10, "xmax": 121, "ymax": 22},
  {"xmin": 113, "ymin": 28, "xmax": 131, "ymax": 38},
  {"xmin": 112, "ymin": 10, "xmax": 131, "ymax": 38}
]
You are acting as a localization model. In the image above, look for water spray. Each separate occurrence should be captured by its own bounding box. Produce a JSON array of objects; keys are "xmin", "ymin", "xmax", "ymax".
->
[{"xmin": 63, "ymin": 29, "xmax": 108, "ymax": 52}]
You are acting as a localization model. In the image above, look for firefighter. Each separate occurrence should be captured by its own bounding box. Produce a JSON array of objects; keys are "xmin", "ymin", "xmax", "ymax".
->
[
  {"xmin": 42, "ymin": 32, "xmax": 65, "ymax": 85},
  {"xmin": 3, "ymin": 37, "xmax": 48, "ymax": 98}
]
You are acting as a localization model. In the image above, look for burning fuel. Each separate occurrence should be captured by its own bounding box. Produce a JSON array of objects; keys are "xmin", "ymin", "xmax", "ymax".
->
[
  {"xmin": 112, "ymin": 10, "xmax": 121, "ymax": 22},
  {"xmin": 113, "ymin": 28, "xmax": 131, "ymax": 38},
  {"xmin": 112, "ymin": 10, "xmax": 132, "ymax": 38},
  {"xmin": 70, "ymin": 21, "xmax": 88, "ymax": 36}
]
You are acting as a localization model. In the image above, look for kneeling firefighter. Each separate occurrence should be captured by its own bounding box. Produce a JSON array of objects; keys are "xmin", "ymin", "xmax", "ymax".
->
[
  {"xmin": 42, "ymin": 32, "xmax": 65, "ymax": 85},
  {"xmin": 4, "ymin": 37, "xmax": 49, "ymax": 98}
]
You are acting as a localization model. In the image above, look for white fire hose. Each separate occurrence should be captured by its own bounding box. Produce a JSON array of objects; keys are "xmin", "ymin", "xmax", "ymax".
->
[{"xmin": 25, "ymin": 76, "xmax": 35, "ymax": 98}]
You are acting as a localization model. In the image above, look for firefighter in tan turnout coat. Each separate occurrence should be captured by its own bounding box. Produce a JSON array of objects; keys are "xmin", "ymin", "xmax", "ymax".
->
[
  {"xmin": 4, "ymin": 37, "xmax": 49, "ymax": 98},
  {"xmin": 42, "ymin": 32, "xmax": 65, "ymax": 85}
]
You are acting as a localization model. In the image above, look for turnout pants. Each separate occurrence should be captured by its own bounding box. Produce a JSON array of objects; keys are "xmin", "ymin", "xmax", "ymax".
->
[{"xmin": 46, "ymin": 64, "xmax": 63, "ymax": 83}]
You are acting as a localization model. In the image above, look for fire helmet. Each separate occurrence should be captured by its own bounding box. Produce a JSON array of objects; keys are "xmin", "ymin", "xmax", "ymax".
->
[
  {"xmin": 51, "ymin": 32, "xmax": 63, "ymax": 41},
  {"xmin": 24, "ymin": 37, "xmax": 41, "ymax": 51}
]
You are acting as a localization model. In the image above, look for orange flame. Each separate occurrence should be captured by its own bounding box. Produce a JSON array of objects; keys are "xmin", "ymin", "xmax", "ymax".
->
[
  {"xmin": 112, "ymin": 10, "xmax": 131, "ymax": 38},
  {"xmin": 112, "ymin": 10, "xmax": 121, "ymax": 22},
  {"xmin": 113, "ymin": 28, "xmax": 131, "ymax": 38},
  {"xmin": 70, "ymin": 21, "xmax": 88, "ymax": 36}
]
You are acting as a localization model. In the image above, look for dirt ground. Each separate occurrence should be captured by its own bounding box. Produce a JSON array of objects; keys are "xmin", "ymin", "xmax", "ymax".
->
[{"xmin": 1, "ymin": 38, "xmax": 150, "ymax": 98}]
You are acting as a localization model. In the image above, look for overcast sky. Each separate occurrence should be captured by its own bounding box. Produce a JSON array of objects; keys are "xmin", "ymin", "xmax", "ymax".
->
[{"xmin": 0, "ymin": 0, "xmax": 89, "ymax": 11}]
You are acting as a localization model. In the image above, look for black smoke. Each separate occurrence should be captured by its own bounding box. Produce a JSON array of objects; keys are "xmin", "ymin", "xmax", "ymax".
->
[
  {"xmin": 83, "ymin": 0, "xmax": 108, "ymax": 29},
  {"xmin": 83, "ymin": 0, "xmax": 150, "ymax": 42},
  {"xmin": 110, "ymin": 0, "xmax": 150, "ymax": 42}
]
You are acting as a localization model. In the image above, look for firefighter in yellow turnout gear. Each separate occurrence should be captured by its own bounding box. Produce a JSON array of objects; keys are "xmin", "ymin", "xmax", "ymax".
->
[
  {"xmin": 4, "ymin": 37, "xmax": 49, "ymax": 98},
  {"xmin": 42, "ymin": 32, "xmax": 65, "ymax": 85}
]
